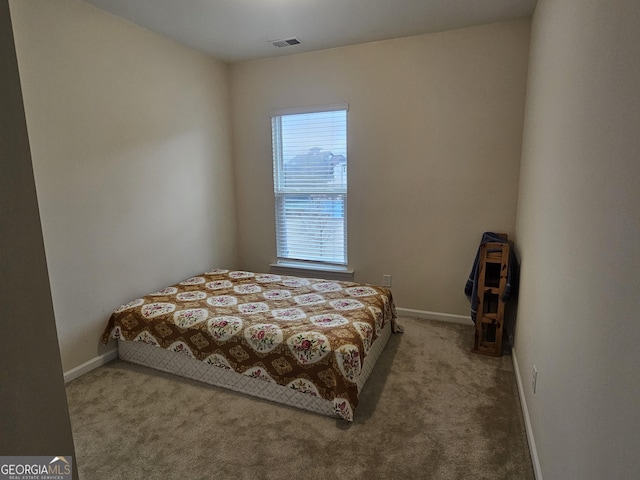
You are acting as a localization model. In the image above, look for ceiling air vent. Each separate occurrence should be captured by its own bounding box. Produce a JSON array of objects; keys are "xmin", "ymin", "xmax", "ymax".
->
[{"xmin": 271, "ymin": 37, "xmax": 302, "ymax": 48}]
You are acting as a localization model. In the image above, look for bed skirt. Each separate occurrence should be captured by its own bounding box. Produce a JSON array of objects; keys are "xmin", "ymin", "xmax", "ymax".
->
[{"xmin": 118, "ymin": 319, "xmax": 392, "ymax": 419}]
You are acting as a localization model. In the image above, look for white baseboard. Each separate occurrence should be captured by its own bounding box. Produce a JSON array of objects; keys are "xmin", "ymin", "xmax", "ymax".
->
[
  {"xmin": 61, "ymin": 309, "xmax": 466, "ymax": 384},
  {"xmin": 64, "ymin": 349, "xmax": 118, "ymax": 384},
  {"xmin": 396, "ymin": 307, "xmax": 473, "ymax": 325},
  {"xmin": 512, "ymin": 347, "xmax": 543, "ymax": 480}
]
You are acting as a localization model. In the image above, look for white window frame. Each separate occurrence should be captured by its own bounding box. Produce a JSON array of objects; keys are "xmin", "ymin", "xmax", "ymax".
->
[{"xmin": 270, "ymin": 104, "xmax": 349, "ymax": 270}]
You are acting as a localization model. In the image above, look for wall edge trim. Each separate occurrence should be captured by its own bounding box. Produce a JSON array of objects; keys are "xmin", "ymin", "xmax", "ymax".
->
[
  {"xmin": 512, "ymin": 347, "xmax": 544, "ymax": 480},
  {"xmin": 64, "ymin": 349, "xmax": 118, "ymax": 384},
  {"xmin": 396, "ymin": 307, "xmax": 473, "ymax": 325}
]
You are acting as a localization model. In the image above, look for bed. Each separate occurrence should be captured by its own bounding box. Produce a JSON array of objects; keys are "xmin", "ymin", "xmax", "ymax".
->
[{"xmin": 101, "ymin": 268, "xmax": 399, "ymax": 421}]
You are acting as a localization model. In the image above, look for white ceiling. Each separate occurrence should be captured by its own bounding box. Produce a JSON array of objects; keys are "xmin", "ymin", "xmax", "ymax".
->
[{"xmin": 83, "ymin": 0, "xmax": 537, "ymax": 64}]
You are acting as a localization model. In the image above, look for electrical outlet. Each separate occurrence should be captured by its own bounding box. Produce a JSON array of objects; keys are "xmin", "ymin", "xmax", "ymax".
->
[
  {"xmin": 382, "ymin": 274, "xmax": 392, "ymax": 287},
  {"xmin": 532, "ymin": 365, "xmax": 538, "ymax": 394}
]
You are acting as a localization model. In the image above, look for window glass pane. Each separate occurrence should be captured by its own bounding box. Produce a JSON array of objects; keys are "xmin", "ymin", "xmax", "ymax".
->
[
  {"xmin": 272, "ymin": 108, "xmax": 347, "ymax": 265},
  {"xmin": 276, "ymin": 194, "xmax": 345, "ymax": 264},
  {"xmin": 281, "ymin": 111, "xmax": 347, "ymax": 160}
]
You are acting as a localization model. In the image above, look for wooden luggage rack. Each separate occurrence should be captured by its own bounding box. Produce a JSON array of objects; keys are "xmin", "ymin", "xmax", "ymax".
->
[{"xmin": 472, "ymin": 238, "xmax": 510, "ymax": 356}]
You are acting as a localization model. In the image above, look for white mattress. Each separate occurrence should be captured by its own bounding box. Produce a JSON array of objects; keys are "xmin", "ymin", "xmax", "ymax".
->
[{"xmin": 118, "ymin": 319, "xmax": 392, "ymax": 419}]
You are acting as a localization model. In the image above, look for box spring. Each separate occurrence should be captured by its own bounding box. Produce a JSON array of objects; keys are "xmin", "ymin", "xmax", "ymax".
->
[{"xmin": 118, "ymin": 319, "xmax": 392, "ymax": 419}]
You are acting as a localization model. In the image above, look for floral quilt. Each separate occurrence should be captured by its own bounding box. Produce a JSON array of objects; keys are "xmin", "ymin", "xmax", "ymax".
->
[{"xmin": 101, "ymin": 269, "xmax": 397, "ymax": 421}]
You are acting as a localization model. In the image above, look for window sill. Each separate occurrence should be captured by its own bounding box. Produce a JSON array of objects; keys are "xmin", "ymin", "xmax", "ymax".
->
[{"xmin": 269, "ymin": 262, "xmax": 355, "ymax": 282}]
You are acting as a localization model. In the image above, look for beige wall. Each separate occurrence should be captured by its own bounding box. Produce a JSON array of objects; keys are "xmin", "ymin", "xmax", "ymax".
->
[
  {"xmin": 10, "ymin": 0, "xmax": 237, "ymax": 371},
  {"xmin": 514, "ymin": 0, "xmax": 640, "ymax": 478},
  {"xmin": 0, "ymin": 0, "xmax": 76, "ymax": 471},
  {"xmin": 231, "ymin": 19, "xmax": 530, "ymax": 315}
]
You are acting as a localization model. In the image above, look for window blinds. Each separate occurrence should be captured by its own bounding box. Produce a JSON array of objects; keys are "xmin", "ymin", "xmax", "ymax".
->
[{"xmin": 272, "ymin": 107, "xmax": 348, "ymax": 265}]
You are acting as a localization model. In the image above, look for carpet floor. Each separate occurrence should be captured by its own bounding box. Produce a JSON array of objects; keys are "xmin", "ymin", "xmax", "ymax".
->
[{"xmin": 66, "ymin": 316, "xmax": 534, "ymax": 479}]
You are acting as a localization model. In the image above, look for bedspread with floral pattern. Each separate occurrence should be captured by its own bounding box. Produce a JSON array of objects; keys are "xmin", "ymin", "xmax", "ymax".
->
[{"xmin": 101, "ymin": 269, "xmax": 397, "ymax": 421}]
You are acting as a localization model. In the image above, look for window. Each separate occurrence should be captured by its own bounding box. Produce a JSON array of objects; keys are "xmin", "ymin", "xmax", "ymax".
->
[{"xmin": 271, "ymin": 105, "xmax": 348, "ymax": 267}]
